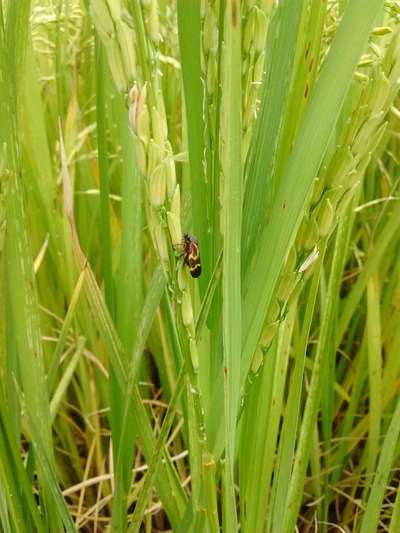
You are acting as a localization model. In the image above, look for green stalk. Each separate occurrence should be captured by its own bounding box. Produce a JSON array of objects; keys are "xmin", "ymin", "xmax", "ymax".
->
[
  {"xmin": 336, "ymin": 209, "xmax": 400, "ymax": 346},
  {"xmin": 113, "ymin": 265, "xmax": 167, "ymax": 533},
  {"xmin": 0, "ymin": 386, "xmax": 44, "ymax": 532},
  {"xmin": 360, "ymin": 394, "xmax": 400, "ymax": 533},
  {"xmin": 95, "ymin": 37, "xmax": 114, "ymax": 315},
  {"xmin": 365, "ymin": 274, "xmax": 382, "ymax": 479},
  {"xmin": 128, "ymin": 365, "xmax": 186, "ymax": 532},
  {"xmin": 115, "ymin": 91, "xmax": 143, "ymax": 357},
  {"xmin": 270, "ymin": 240, "xmax": 326, "ymax": 531},
  {"xmin": 282, "ymin": 230, "xmax": 338, "ymax": 532},
  {"xmin": 220, "ymin": 1, "xmax": 242, "ymax": 530}
]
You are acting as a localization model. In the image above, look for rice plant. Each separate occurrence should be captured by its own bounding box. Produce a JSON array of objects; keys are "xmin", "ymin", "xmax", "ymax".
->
[{"xmin": 1, "ymin": 0, "xmax": 400, "ymax": 531}]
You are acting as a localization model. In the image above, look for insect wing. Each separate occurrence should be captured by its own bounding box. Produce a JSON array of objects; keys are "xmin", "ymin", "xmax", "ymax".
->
[{"xmin": 183, "ymin": 234, "xmax": 202, "ymax": 278}]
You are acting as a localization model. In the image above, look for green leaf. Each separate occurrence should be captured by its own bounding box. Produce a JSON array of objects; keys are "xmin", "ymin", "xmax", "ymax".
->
[
  {"xmin": 242, "ymin": 0, "xmax": 386, "ymax": 383},
  {"xmin": 177, "ymin": 0, "xmax": 209, "ymax": 289}
]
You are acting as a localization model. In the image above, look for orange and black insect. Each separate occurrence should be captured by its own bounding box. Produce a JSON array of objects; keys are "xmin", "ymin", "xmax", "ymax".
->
[{"xmin": 183, "ymin": 233, "xmax": 201, "ymax": 278}]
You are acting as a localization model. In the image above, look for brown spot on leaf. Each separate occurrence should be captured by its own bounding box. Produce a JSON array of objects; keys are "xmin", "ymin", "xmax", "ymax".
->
[
  {"xmin": 231, "ymin": 0, "xmax": 238, "ymax": 27},
  {"xmin": 305, "ymin": 42, "xmax": 310, "ymax": 59},
  {"xmin": 304, "ymin": 84, "xmax": 309, "ymax": 99},
  {"xmin": 308, "ymin": 58, "xmax": 314, "ymax": 73},
  {"xmin": 283, "ymin": 200, "xmax": 287, "ymax": 210}
]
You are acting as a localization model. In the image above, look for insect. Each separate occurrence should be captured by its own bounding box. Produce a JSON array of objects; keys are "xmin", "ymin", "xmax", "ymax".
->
[{"xmin": 182, "ymin": 233, "xmax": 202, "ymax": 278}]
